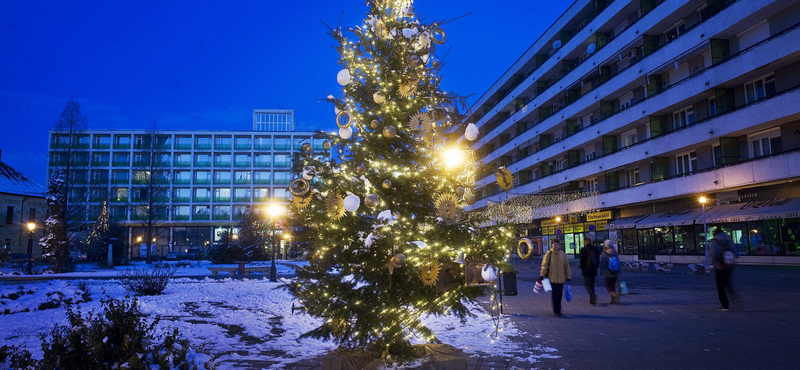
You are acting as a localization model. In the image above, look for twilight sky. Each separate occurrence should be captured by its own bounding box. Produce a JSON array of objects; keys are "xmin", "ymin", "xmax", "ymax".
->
[{"xmin": 0, "ymin": 0, "xmax": 571, "ymax": 184}]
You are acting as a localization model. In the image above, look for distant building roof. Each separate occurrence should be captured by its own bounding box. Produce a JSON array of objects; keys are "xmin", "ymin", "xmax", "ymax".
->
[{"xmin": 0, "ymin": 158, "xmax": 46, "ymax": 197}]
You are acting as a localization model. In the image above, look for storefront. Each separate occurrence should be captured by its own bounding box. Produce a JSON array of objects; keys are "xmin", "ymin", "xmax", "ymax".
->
[{"xmin": 539, "ymin": 211, "xmax": 611, "ymax": 256}]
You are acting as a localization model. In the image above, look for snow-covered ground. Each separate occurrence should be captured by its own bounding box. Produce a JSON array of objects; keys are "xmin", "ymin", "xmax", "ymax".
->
[
  {"xmin": 0, "ymin": 260, "xmax": 308, "ymax": 279},
  {"xmin": 0, "ymin": 277, "xmax": 558, "ymax": 369}
]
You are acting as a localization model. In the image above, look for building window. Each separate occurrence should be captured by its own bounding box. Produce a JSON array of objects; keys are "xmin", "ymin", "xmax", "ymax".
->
[
  {"xmin": 28, "ymin": 208, "xmax": 36, "ymax": 223},
  {"xmin": 708, "ymin": 97, "xmax": 717, "ymax": 117},
  {"xmin": 664, "ymin": 21, "xmax": 686, "ymax": 42},
  {"xmin": 624, "ymin": 168, "xmax": 640, "ymax": 187},
  {"xmin": 622, "ymin": 129, "xmax": 637, "ymax": 148},
  {"xmin": 744, "ymin": 74, "xmax": 776, "ymax": 103},
  {"xmin": 5, "ymin": 206, "xmax": 13, "ymax": 224},
  {"xmin": 675, "ymin": 151, "xmax": 697, "ymax": 175},
  {"xmin": 712, "ymin": 145, "xmax": 721, "ymax": 167},
  {"xmin": 213, "ymin": 188, "xmax": 231, "ymax": 201},
  {"xmin": 748, "ymin": 128, "xmax": 781, "ymax": 158},
  {"xmin": 587, "ymin": 178, "xmax": 598, "ymax": 192},
  {"xmin": 584, "ymin": 145, "xmax": 596, "ymax": 162},
  {"xmin": 672, "ymin": 107, "xmax": 694, "ymax": 129}
]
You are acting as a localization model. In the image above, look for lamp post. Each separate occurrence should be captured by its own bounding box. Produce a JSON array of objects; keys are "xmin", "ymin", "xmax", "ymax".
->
[
  {"xmin": 26, "ymin": 222, "xmax": 35, "ymax": 275},
  {"xmin": 699, "ymin": 196, "xmax": 709, "ymax": 270},
  {"xmin": 266, "ymin": 203, "xmax": 285, "ymax": 282}
]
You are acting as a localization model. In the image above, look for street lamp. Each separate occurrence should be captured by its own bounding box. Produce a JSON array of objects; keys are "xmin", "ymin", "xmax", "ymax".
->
[
  {"xmin": 441, "ymin": 146, "xmax": 465, "ymax": 169},
  {"xmin": 26, "ymin": 222, "xmax": 35, "ymax": 274},
  {"xmin": 699, "ymin": 196, "xmax": 709, "ymax": 270},
  {"xmin": 265, "ymin": 203, "xmax": 286, "ymax": 282}
]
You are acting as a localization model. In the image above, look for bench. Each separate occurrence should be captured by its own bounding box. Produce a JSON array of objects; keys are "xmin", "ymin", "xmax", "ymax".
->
[{"xmin": 207, "ymin": 265, "xmax": 272, "ymax": 276}]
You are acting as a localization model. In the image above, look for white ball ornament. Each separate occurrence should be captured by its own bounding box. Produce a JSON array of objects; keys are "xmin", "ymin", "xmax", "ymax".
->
[
  {"xmin": 339, "ymin": 126, "xmax": 353, "ymax": 139},
  {"xmin": 481, "ymin": 264, "xmax": 498, "ymax": 283},
  {"xmin": 343, "ymin": 194, "xmax": 361, "ymax": 212},
  {"xmin": 302, "ymin": 166, "xmax": 315, "ymax": 181},
  {"xmin": 337, "ymin": 69, "xmax": 351, "ymax": 85},
  {"xmin": 373, "ymin": 92, "xmax": 385, "ymax": 104},
  {"xmin": 465, "ymin": 123, "xmax": 479, "ymax": 141}
]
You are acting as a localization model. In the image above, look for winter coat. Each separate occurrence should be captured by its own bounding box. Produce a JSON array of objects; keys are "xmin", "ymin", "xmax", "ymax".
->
[
  {"xmin": 540, "ymin": 249, "xmax": 571, "ymax": 284},
  {"xmin": 579, "ymin": 245, "xmax": 599, "ymax": 277},
  {"xmin": 711, "ymin": 232, "xmax": 737, "ymax": 270},
  {"xmin": 598, "ymin": 250, "xmax": 620, "ymax": 278}
]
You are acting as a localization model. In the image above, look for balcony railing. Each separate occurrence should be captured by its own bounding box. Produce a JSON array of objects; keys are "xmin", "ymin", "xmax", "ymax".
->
[
  {"xmin": 233, "ymin": 196, "xmax": 251, "ymax": 202},
  {"xmin": 235, "ymin": 144, "xmax": 252, "ymax": 150},
  {"xmin": 234, "ymin": 178, "xmax": 251, "ymax": 185},
  {"xmin": 173, "ymin": 178, "xmax": 191, "ymax": 185},
  {"xmin": 194, "ymin": 161, "xmax": 211, "ymax": 167},
  {"xmin": 193, "ymin": 214, "xmax": 210, "ymax": 220},
  {"xmin": 214, "ymin": 196, "xmax": 231, "ymax": 202},
  {"xmin": 173, "ymin": 197, "xmax": 190, "ymax": 203},
  {"xmin": 214, "ymin": 161, "xmax": 231, "ymax": 167},
  {"xmin": 195, "ymin": 143, "xmax": 212, "ymax": 150},
  {"xmin": 253, "ymin": 179, "xmax": 270, "ymax": 185},
  {"xmin": 215, "ymin": 144, "xmax": 232, "ymax": 150},
  {"xmin": 254, "ymin": 144, "xmax": 271, "ymax": 150},
  {"xmin": 112, "ymin": 160, "xmax": 129, "ymax": 167},
  {"xmin": 274, "ymin": 144, "xmax": 290, "ymax": 151},
  {"xmin": 111, "ymin": 178, "xmax": 129, "ymax": 185},
  {"xmin": 172, "ymin": 215, "xmax": 190, "ymax": 221},
  {"xmin": 111, "ymin": 196, "xmax": 128, "ymax": 203},
  {"xmin": 273, "ymin": 162, "xmax": 291, "ymax": 168},
  {"xmin": 193, "ymin": 179, "xmax": 210, "ymax": 185},
  {"xmin": 213, "ymin": 214, "xmax": 230, "ymax": 220},
  {"xmin": 234, "ymin": 161, "xmax": 251, "ymax": 167},
  {"xmin": 173, "ymin": 161, "xmax": 191, "ymax": 167},
  {"xmin": 254, "ymin": 162, "xmax": 271, "ymax": 167},
  {"xmin": 114, "ymin": 143, "xmax": 131, "ymax": 149},
  {"xmin": 93, "ymin": 144, "xmax": 111, "ymax": 150},
  {"xmin": 213, "ymin": 179, "xmax": 231, "ymax": 185},
  {"xmin": 194, "ymin": 197, "xmax": 210, "ymax": 202},
  {"xmin": 174, "ymin": 143, "xmax": 192, "ymax": 150}
]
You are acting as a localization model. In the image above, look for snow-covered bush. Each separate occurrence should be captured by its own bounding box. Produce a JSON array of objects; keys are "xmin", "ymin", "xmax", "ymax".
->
[
  {"xmin": 0, "ymin": 282, "xmax": 90, "ymax": 316},
  {"xmin": 119, "ymin": 267, "xmax": 176, "ymax": 296},
  {"xmin": 1, "ymin": 296, "xmax": 215, "ymax": 370}
]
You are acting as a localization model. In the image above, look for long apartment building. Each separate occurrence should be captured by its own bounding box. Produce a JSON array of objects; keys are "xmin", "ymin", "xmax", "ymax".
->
[
  {"xmin": 46, "ymin": 109, "xmax": 328, "ymax": 256},
  {"xmin": 465, "ymin": 0, "xmax": 800, "ymax": 265}
]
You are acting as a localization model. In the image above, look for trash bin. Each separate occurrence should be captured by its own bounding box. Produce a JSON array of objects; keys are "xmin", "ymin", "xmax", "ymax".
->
[{"xmin": 503, "ymin": 271, "xmax": 517, "ymax": 296}]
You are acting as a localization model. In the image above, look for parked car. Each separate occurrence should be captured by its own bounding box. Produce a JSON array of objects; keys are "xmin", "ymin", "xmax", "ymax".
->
[
  {"xmin": 6, "ymin": 253, "xmax": 33, "ymax": 268},
  {"xmin": 186, "ymin": 248, "xmax": 203, "ymax": 260},
  {"xmin": 165, "ymin": 252, "xmax": 180, "ymax": 261}
]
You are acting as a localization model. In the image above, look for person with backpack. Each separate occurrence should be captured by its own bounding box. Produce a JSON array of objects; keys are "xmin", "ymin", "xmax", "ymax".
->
[
  {"xmin": 579, "ymin": 238, "xmax": 599, "ymax": 306},
  {"xmin": 539, "ymin": 241, "xmax": 571, "ymax": 316},
  {"xmin": 711, "ymin": 228, "xmax": 738, "ymax": 311},
  {"xmin": 598, "ymin": 240, "xmax": 621, "ymax": 304}
]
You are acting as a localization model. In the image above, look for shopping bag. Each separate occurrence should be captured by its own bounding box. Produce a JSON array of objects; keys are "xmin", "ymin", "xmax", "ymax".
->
[
  {"xmin": 542, "ymin": 278, "xmax": 552, "ymax": 292},
  {"xmin": 565, "ymin": 283, "xmax": 572, "ymax": 302},
  {"xmin": 619, "ymin": 281, "xmax": 628, "ymax": 295},
  {"xmin": 533, "ymin": 280, "xmax": 543, "ymax": 294}
]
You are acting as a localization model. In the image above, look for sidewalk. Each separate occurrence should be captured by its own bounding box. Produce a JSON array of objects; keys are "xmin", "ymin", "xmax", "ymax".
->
[{"xmin": 499, "ymin": 258, "xmax": 800, "ymax": 369}]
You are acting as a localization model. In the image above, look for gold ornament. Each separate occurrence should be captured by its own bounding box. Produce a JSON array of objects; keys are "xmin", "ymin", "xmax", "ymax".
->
[
  {"xmin": 408, "ymin": 112, "xmax": 433, "ymax": 133},
  {"xmin": 435, "ymin": 193, "xmax": 461, "ymax": 221},
  {"xmin": 398, "ymin": 84, "xmax": 416, "ymax": 99},
  {"xmin": 365, "ymin": 193, "xmax": 380, "ymax": 207},
  {"xmin": 386, "ymin": 256, "xmax": 401, "ymax": 275},
  {"xmin": 370, "ymin": 119, "xmax": 380, "ymax": 129},
  {"xmin": 455, "ymin": 187, "xmax": 465, "ymax": 197},
  {"xmin": 495, "ymin": 167, "xmax": 514, "ymax": 192},
  {"xmin": 356, "ymin": 163, "xmax": 367, "ymax": 175},
  {"xmin": 322, "ymin": 140, "xmax": 332, "ymax": 150},
  {"xmin": 420, "ymin": 261, "xmax": 440, "ymax": 287},
  {"xmin": 518, "ymin": 238, "xmax": 534, "ymax": 260},
  {"xmin": 336, "ymin": 110, "xmax": 352, "ymax": 129},
  {"xmin": 382, "ymin": 179, "xmax": 392, "ymax": 189},
  {"xmin": 301, "ymin": 142, "xmax": 311, "ymax": 151},
  {"xmin": 431, "ymin": 27, "xmax": 446, "ymax": 44},
  {"xmin": 374, "ymin": 19, "xmax": 390, "ymax": 40},
  {"xmin": 291, "ymin": 194, "xmax": 312, "ymax": 209},
  {"xmin": 465, "ymin": 193, "xmax": 476, "ymax": 205},
  {"xmin": 500, "ymin": 199, "xmax": 515, "ymax": 218},
  {"xmin": 382, "ymin": 125, "xmax": 397, "ymax": 139},
  {"xmin": 289, "ymin": 178, "xmax": 310, "ymax": 196},
  {"xmin": 326, "ymin": 192, "xmax": 346, "ymax": 220}
]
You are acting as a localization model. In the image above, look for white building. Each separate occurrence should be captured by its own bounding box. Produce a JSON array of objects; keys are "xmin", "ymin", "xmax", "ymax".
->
[
  {"xmin": 46, "ymin": 109, "xmax": 328, "ymax": 257},
  {"xmin": 465, "ymin": 0, "xmax": 800, "ymax": 265}
]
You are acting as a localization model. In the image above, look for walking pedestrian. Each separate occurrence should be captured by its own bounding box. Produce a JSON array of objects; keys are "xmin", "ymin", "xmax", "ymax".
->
[
  {"xmin": 539, "ymin": 241, "xmax": 571, "ymax": 316},
  {"xmin": 711, "ymin": 227, "xmax": 738, "ymax": 311},
  {"xmin": 579, "ymin": 238, "xmax": 599, "ymax": 305},
  {"xmin": 598, "ymin": 240, "xmax": 621, "ymax": 304}
]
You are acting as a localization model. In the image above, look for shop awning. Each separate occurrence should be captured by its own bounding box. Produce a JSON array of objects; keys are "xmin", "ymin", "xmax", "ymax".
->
[
  {"xmin": 636, "ymin": 208, "xmax": 707, "ymax": 229},
  {"xmin": 693, "ymin": 197, "xmax": 800, "ymax": 224},
  {"xmin": 607, "ymin": 215, "xmax": 647, "ymax": 230}
]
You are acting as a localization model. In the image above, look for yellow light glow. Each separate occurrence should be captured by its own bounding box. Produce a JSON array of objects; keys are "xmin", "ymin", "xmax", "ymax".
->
[
  {"xmin": 441, "ymin": 147, "xmax": 465, "ymax": 169},
  {"xmin": 136, "ymin": 236, "xmax": 143, "ymax": 242},
  {"xmin": 555, "ymin": 216, "xmax": 562, "ymax": 222},
  {"xmin": 699, "ymin": 196, "xmax": 708, "ymax": 204},
  {"xmin": 283, "ymin": 233, "xmax": 292, "ymax": 240},
  {"xmin": 232, "ymin": 234, "xmax": 239, "ymax": 240},
  {"xmin": 27, "ymin": 222, "xmax": 35, "ymax": 232},
  {"xmin": 266, "ymin": 203, "xmax": 286, "ymax": 219}
]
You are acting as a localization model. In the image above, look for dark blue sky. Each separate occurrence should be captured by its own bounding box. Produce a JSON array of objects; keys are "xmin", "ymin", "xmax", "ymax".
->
[{"xmin": 0, "ymin": 0, "xmax": 570, "ymax": 184}]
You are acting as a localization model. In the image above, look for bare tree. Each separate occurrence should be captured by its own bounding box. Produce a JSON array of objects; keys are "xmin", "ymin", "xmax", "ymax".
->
[
  {"xmin": 49, "ymin": 98, "xmax": 89, "ymax": 268},
  {"xmin": 129, "ymin": 122, "xmax": 170, "ymax": 263}
]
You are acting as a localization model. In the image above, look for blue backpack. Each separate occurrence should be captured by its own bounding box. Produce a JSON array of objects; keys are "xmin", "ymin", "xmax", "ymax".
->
[{"xmin": 608, "ymin": 255, "xmax": 620, "ymax": 274}]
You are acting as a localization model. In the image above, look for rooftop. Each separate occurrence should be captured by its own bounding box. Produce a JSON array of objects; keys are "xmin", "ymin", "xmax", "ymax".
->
[{"xmin": 0, "ymin": 152, "xmax": 46, "ymax": 197}]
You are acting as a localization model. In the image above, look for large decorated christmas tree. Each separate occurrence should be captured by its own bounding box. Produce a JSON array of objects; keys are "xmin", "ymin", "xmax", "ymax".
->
[{"xmin": 289, "ymin": 0, "xmax": 513, "ymax": 360}]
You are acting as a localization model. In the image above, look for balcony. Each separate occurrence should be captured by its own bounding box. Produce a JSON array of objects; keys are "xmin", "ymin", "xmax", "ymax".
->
[
  {"xmin": 49, "ymin": 160, "xmax": 68, "ymax": 166},
  {"xmin": 174, "ymin": 143, "xmax": 192, "ymax": 150},
  {"xmin": 173, "ymin": 178, "xmax": 191, "ymax": 185},
  {"xmin": 213, "ymin": 214, "xmax": 231, "ymax": 220},
  {"xmin": 113, "ymin": 143, "xmax": 131, "ymax": 149},
  {"xmin": 173, "ymin": 197, "xmax": 190, "ymax": 203},
  {"xmin": 234, "ymin": 178, "xmax": 251, "ymax": 185},
  {"xmin": 273, "ymin": 144, "xmax": 290, "ymax": 151},
  {"xmin": 193, "ymin": 214, "xmax": 210, "ymax": 221},
  {"xmin": 193, "ymin": 179, "xmax": 210, "ymax": 185},
  {"xmin": 254, "ymin": 161, "xmax": 272, "ymax": 168},
  {"xmin": 195, "ymin": 143, "xmax": 212, "ymax": 150},
  {"xmin": 253, "ymin": 178, "xmax": 270, "ymax": 185},
  {"xmin": 214, "ymin": 161, "xmax": 231, "ymax": 167},
  {"xmin": 90, "ymin": 177, "xmax": 109, "ymax": 185},
  {"xmin": 214, "ymin": 196, "xmax": 231, "ymax": 202},
  {"xmin": 194, "ymin": 196, "xmax": 210, "ymax": 202},
  {"xmin": 112, "ymin": 160, "xmax": 130, "ymax": 167},
  {"xmin": 132, "ymin": 160, "xmax": 149, "ymax": 167},
  {"xmin": 111, "ymin": 178, "xmax": 129, "ymax": 185},
  {"xmin": 173, "ymin": 161, "xmax": 191, "ymax": 167},
  {"xmin": 194, "ymin": 161, "xmax": 211, "ymax": 167},
  {"xmin": 254, "ymin": 144, "xmax": 271, "ymax": 150},
  {"xmin": 234, "ymin": 161, "xmax": 251, "ymax": 167},
  {"xmin": 213, "ymin": 179, "xmax": 231, "ymax": 185},
  {"xmin": 235, "ymin": 144, "xmax": 252, "ymax": 150},
  {"xmin": 273, "ymin": 162, "xmax": 291, "ymax": 168},
  {"xmin": 111, "ymin": 196, "xmax": 128, "ymax": 203},
  {"xmin": 155, "ymin": 143, "xmax": 171, "ymax": 150},
  {"xmin": 172, "ymin": 215, "xmax": 190, "ymax": 221},
  {"xmin": 254, "ymin": 196, "xmax": 269, "ymax": 202},
  {"xmin": 215, "ymin": 144, "xmax": 232, "ymax": 150},
  {"xmin": 93, "ymin": 144, "xmax": 111, "ymax": 150},
  {"xmin": 234, "ymin": 196, "xmax": 251, "ymax": 202}
]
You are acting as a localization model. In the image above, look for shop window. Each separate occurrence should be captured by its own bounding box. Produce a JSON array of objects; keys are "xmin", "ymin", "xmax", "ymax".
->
[
  {"xmin": 674, "ymin": 225, "xmax": 697, "ymax": 254},
  {"xmin": 654, "ymin": 227, "xmax": 674, "ymax": 254},
  {"xmin": 780, "ymin": 218, "xmax": 800, "ymax": 256},
  {"xmin": 711, "ymin": 223, "xmax": 749, "ymax": 255},
  {"xmin": 748, "ymin": 220, "xmax": 780, "ymax": 256}
]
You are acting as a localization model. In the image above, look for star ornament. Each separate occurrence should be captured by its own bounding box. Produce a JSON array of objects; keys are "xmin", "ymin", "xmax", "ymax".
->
[
  {"xmin": 435, "ymin": 193, "xmax": 461, "ymax": 221},
  {"xmin": 495, "ymin": 167, "xmax": 514, "ymax": 192},
  {"xmin": 326, "ymin": 193, "xmax": 346, "ymax": 220},
  {"xmin": 398, "ymin": 83, "xmax": 416, "ymax": 99},
  {"xmin": 420, "ymin": 261, "xmax": 440, "ymax": 287},
  {"xmin": 291, "ymin": 194, "xmax": 312, "ymax": 209},
  {"xmin": 386, "ymin": 258, "xmax": 401, "ymax": 275},
  {"xmin": 408, "ymin": 112, "xmax": 433, "ymax": 133}
]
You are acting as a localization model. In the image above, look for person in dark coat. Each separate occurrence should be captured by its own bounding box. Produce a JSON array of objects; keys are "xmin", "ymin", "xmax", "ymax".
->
[
  {"xmin": 711, "ymin": 228, "xmax": 738, "ymax": 311},
  {"xmin": 598, "ymin": 240, "xmax": 621, "ymax": 304},
  {"xmin": 579, "ymin": 238, "xmax": 599, "ymax": 305}
]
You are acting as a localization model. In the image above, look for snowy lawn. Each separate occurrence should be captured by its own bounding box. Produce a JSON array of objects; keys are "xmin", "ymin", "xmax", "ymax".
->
[
  {"xmin": 0, "ymin": 260, "xmax": 309, "ymax": 279},
  {"xmin": 0, "ymin": 277, "xmax": 556, "ymax": 369}
]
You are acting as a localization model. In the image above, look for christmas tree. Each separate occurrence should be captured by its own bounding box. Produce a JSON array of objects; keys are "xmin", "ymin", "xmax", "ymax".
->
[{"xmin": 289, "ymin": 0, "xmax": 513, "ymax": 360}]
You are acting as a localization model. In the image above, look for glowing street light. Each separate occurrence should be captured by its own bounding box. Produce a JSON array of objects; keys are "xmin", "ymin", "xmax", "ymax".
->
[
  {"xmin": 700, "ymin": 195, "xmax": 709, "ymax": 270},
  {"xmin": 442, "ymin": 147, "xmax": 465, "ymax": 169},
  {"xmin": 27, "ymin": 222, "xmax": 35, "ymax": 232},
  {"xmin": 264, "ymin": 202, "xmax": 287, "ymax": 282},
  {"xmin": 26, "ymin": 222, "xmax": 35, "ymax": 274}
]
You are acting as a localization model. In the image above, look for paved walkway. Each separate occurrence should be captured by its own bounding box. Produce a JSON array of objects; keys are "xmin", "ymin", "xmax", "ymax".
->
[{"xmin": 501, "ymin": 258, "xmax": 800, "ymax": 370}]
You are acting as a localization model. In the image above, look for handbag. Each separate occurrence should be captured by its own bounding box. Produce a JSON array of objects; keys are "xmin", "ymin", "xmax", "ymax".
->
[
  {"xmin": 565, "ymin": 282, "xmax": 572, "ymax": 302},
  {"xmin": 542, "ymin": 278, "xmax": 552, "ymax": 292},
  {"xmin": 534, "ymin": 280, "xmax": 543, "ymax": 293}
]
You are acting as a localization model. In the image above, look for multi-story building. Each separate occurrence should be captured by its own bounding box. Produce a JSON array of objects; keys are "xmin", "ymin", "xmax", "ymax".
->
[
  {"xmin": 465, "ymin": 0, "xmax": 800, "ymax": 265},
  {"xmin": 0, "ymin": 150, "xmax": 47, "ymax": 258},
  {"xmin": 47, "ymin": 109, "xmax": 327, "ymax": 257}
]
